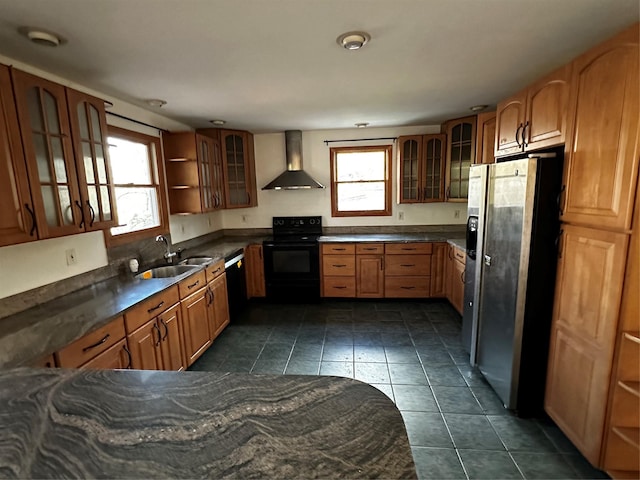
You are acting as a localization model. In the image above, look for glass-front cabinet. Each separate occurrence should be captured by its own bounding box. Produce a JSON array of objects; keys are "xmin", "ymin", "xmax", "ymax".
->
[
  {"xmin": 220, "ymin": 129, "xmax": 257, "ymax": 208},
  {"xmin": 12, "ymin": 69, "xmax": 83, "ymax": 238},
  {"xmin": 398, "ymin": 134, "xmax": 445, "ymax": 203},
  {"xmin": 445, "ymin": 116, "xmax": 476, "ymax": 201},
  {"xmin": 67, "ymin": 89, "xmax": 117, "ymax": 230}
]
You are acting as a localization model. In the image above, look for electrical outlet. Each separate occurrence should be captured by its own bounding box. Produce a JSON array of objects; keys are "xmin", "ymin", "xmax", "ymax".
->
[
  {"xmin": 65, "ymin": 248, "xmax": 77, "ymax": 266},
  {"xmin": 398, "ymin": 211, "xmax": 405, "ymax": 221},
  {"xmin": 454, "ymin": 210, "xmax": 461, "ymax": 219}
]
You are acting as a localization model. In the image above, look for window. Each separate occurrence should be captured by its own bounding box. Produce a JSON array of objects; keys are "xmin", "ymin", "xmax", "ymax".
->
[
  {"xmin": 330, "ymin": 145, "xmax": 392, "ymax": 217},
  {"xmin": 105, "ymin": 126, "xmax": 169, "ymax": 245}
]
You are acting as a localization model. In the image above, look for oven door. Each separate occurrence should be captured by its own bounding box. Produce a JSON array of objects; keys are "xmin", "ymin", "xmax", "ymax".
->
[{"xmin": 263, "ymin": 242, "xmax": 320, "ymax": 300}]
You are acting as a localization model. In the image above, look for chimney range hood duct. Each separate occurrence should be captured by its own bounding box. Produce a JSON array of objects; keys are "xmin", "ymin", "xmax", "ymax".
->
[{"xmin": 262, "ymin": 130, "xmax": 325, "ymax": 190}]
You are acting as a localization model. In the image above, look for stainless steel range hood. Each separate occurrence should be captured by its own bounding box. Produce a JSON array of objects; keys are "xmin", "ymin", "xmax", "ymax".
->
[{"xmin": 262, "ymin": 130, "xmax": 325, "ymax": 190}]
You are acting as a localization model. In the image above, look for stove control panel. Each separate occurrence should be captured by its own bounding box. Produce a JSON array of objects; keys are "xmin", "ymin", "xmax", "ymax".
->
[{"xmin": 272, "ymin": 216, "xmax": 322, "ymax": 235}]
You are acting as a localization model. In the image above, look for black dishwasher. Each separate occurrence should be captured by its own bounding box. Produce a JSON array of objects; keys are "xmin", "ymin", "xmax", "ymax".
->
[{"xmin": 224, "ymin": 249, "xmax": 246, "ymax": 321}]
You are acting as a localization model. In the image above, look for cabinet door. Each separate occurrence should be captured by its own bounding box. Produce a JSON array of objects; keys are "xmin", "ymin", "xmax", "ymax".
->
[
  {"xmin": 210, "ymin": 274, "xmax": 230, "ymax": 340},
  {"xmin": 423, "ymin": 134, "xmax": 446, "ymax": 202},
  {"xmin": 157, "ymin": 303, "xmax": 186, "ymax": 371},
  {"xmin": 430, "ymin": 243, "xmax": 447, "ymax": 297},
  {"xmin": 81, "ymin": 339, "xmax": 131, "ymax": 370},
  {"xmin": 524, "ymin": 64, "xmax": 570, "ymax": 150},
  {"xmin": 0, "ymin": 65, "xmax": 35, "ymax": 246},
  {"xmin": 562, "ymin": 24, "xmax": 639, "ymax": 231},
  {"xmin": 127, "ymin": 320, "xmax": 164, "ymax": 370},
  {"xmin": 245, "ymin": 244, "xmax": 266, "ymax": 298},
  {"xmin": 451, "ymin": 258, "xmax": 465, "ymax": 314},
  {"xmin": 181, "ymin": 288, "xmax": 212, "ymax": 366},
  {"xmin": 66, "ymin": 89, "xmax": 117, "ymax": 230},
  {"xmin": 545, "ymin": 224, "xmax": 628, "ymax": 464},
  {"xmin": 444, "ymin": 245, "xmax": 454, "ymax": 301},
  {"xmin": 475, "ymin": 111, "xmax": 496, "ymax": 165},
  {"xmin": 221, "ymin": 130, "xmax": 251, "ymax": 208},
  {"xmin": 356, "ymin": 255, "xmax": 384, "ymax": 298},
  {"xmin": 196, "ymin": 134, "xmax": 215, "ymax": 212},
  {"xmin": 495, "ymin": 92, "xmax": 526, "ymax": 157},
  {"xmin": 211, "ymin": 135, "xmax": 226, "ymax": 209},
  {"xmin": 445, "ymin": 116, "xmax": 476, "ymax": 201},
  {"xmin": 398, "ymin": 135, "xmax": 422, "ymax": 203},
  {"xmin": 12, "ymin": 69, "xmax": 83, "ymax": 238}
]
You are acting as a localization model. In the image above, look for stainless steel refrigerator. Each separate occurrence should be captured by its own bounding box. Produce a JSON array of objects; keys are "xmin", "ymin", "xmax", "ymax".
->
[{"xmin": 464, "ymin": 152, "xmax": 563, "ymax": 415}]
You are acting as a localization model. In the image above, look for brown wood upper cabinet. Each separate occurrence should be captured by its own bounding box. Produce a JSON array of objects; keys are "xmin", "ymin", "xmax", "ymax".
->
[
  {"xmin": 561, "ymin": 24, "xmax": 639, "ymax": 231},
  {"xmin": 397, "ymin": 134, "xmax": 446, "ymax": 203},
  {"xmin": 495, "ymin": 64, "xmax": 570, "ymax": 157},
  {"xmin": 7, "ymin": 67, "xmax": 117, "ymax": 243},
  {"xmin": 219, "ymin": 129, "xmax": 258, "ymax": 208},
  {"xmin": 444, "ymin": 116, "xmax": 476, "ymax": 201},
  {"xmin": 163, "ymin": 132, "xmax": 225, "ymax": 214},
  {"xmin": 475, "ymin": 111, "xmax": 496, "ymax": 165}
]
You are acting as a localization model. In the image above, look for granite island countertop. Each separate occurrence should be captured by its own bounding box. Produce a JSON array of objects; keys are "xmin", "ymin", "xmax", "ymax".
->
[
  {"xmin": 0, "ymin": 368, "xmax": 416, "ymax": 479},
  {"xmin": 0, "ymin": 236, "xmax": 266, "ymax": 369}
]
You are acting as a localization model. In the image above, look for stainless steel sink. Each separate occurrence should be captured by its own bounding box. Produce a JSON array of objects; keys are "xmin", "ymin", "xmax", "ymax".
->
[
  {"xmin": 135, "ymin": 264, "xmax": 200, "ymax": 279},
  {"xmin": 179, "ymin": 257, "xmax": 213, "ymax": 266}
]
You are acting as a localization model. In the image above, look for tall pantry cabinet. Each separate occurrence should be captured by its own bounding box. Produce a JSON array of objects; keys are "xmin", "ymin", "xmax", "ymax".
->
[{"xmin": 544, "ymin": 23, "xmax": 639, "ymax": 476}]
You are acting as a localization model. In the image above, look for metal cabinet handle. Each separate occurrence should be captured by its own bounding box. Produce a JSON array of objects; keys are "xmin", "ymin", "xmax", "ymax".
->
[
  {"xmin": 333, "ymin": 248, "xmax": 346, "ymax": 251},
  {"xmin": 206, "ymin": 287, "xmax": 213, "ymax": 306},
  {"xmin": 82, "ymin": 334, "xmax": 110, "ymax": 352},
  {"xmin": 123, "ymin": 344, "xmax": 132, "ymax": 369},
  {"xmin": 24, "ymin": 203, "xmax": 37, "ymax": 236},
  {"xmin": 74, "ymin": 200, "xmax": 85, "ymax": 228},
  {"xmin": 515, "ymin": 123, "xmax": 523, "ymax": 148},
  {"xmin": 153, "ymin": 323, "xmax": 161, "ymax": 347},
  {"xmin": 401, "ymin": 264, "xmax": 416, "ymax": 267},
  {"xmin": 333, "ymin": 264, "xmax": 346, "ymax": 268},
  {"xmin": 521, "ymin": 121, "xmax": 529, "ymax": 147},
  {"xmin": 334, "ymin": 286, "xmax": 347, "ymax": 289},
  {"xmin": 159, "ymin": 318, "xmax": 169, "ymax": 340},
  {"xmin": 401, "ymin": 286, "xmax": 415, "ymax": 290},
  {"xmin": 147, "ymin": 301, "xmax": 164, "ymax": 314},
  {"xmin": 86, "ymin": 200, "xmax": 96, "ymax": 227},
  {"xmin": 557, "ymin": 185, "xmax": 566, "ymax": 216},
  {"xmin": 401, "ymin": 247, "xmax": 416, "ymax": 251},
  {"xmin": 187, "ymin": 280, "xmax": 200, "ymax": 289},
  {"xmin": 363, "ymin": 247, "xmax": 377, "ymax": 251}
]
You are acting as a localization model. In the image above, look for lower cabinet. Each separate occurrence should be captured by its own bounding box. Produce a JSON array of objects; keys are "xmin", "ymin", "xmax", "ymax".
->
[
  {"xmin": 356, "ymin": 244, "xmax": 384, "ymax": 298},
  {"xmin": 321, "ymin": 243, "xmax": 356, "ymax": 297},
  {"xmin": 384, "ymin": 243, "xmax": 432, "ymax": 298},
  {"xmin": 430, "ymin": 243, "xmax": 448, "ymax": 297},
  {"xmin": 181, "ymin": 287, "xmax": 212, "ymax": 366},
  {"xmin": 128, "ymin": 303, "xmax": 185, "ymax": 371},
  {"xmin": 441, "ymin": 243, "xmax": 465, "ymax": 314},
  {"xmin": 82, "ymin": 339, "xmax": 131, "ymax": 370},
  {"xmin": 245, "ymin": 244, "xmax": 266, "ymax": 298},
  {"xmin": 208, "ymin": 272, "xmax": 230, "ymax": 340}
]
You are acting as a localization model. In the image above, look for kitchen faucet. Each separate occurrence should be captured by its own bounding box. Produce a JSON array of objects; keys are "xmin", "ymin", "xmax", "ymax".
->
[{"xmin": 156, "ymin": 235, "xmax": 179, "ymax": 263}]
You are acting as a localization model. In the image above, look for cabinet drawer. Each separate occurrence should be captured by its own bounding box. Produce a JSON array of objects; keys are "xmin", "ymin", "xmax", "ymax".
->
[
  {"xmin": 205, "ymin": 259, "xmax": 225, "ymax": 282},
  {"xmin": 385, "ymin": 255, "xmax": 431, "ymax": 276},
  {"xmin": 356, "ymin": 243, "xmax": 384, "ymax": 254},
  {"xmin": 323, "ymin": 255, "xmax": 356, "ymax": 276},
  {"xmin": 385, "ymin": 276, "xmax": 431, "ymax": 298},
  {"xmin": 178, "ymin": 270, "xmax": 207, "ymax": 299},
  {"xmin": 322, "ymin": 243, "xmax": 355, "ymax": 255},
  {"xmin": 80, "ymin": 339, "xmax": 130, "ymax": 370},
  {"xmin": 385, "ymin": 243, "xmax": 433, "ymax": 255},
  {"xmin": 453, "ymin": 246, "xmax": 466, "ymax": 264},
  {"xmin": 124, "ymin": 286, "xmax": 179, "ymax": 333},
  {"xmin": 56, "ymin": 316, "xmax": 126, "ymax": 368},
  {"xmin": 323, "ymin": 277, "xmax": 356, "ymax": 297}
]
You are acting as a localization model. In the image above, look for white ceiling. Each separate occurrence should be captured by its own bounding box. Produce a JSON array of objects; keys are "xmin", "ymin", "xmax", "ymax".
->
[{"xmin": 0, "ymin": 0, "xmax": 637, "ymax": 133}]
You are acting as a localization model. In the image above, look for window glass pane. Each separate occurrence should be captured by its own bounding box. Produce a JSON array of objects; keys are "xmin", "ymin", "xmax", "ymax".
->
[
  {"xmin": 95, "ymin": 144, "xmax": 107, "ymax": 183},
  {"xmin": 111, "ymin": 187, "xmax": 160, "ymax": 235},
  {"xmin": 83, "ymin": 142, "xmax": 95, "ymax": 184},
  {"xmin": 88, "ymin": 186, "xmax": 99, "ymax": 221},
  {"xmin": 51, "ymin": 137, "xmax": 67, "ymax": 183},
  {"xmin": 43, "ymin": 91, "xmax": 60, "ymax": 134},
  {"xmin": 101, "ymin": 186, "xmax": 111, "ymax": 220},
  {"xmin": 77, "ymin": 104, "xmax": 90, "ymax": 140},
  {"xmin": 89, "ymin": 105, "xmax": 102, "ymax": 140},
  {"xmin": 337, "ymin": 182, "xmax": 385, "ymax": 211},
  {"xmin": 108, "ymin": 137, "xmax": 152, "ymax": 184},
  {"xmin": 27, "ymin": 88, "xmax": 44, "ymax": 131},
  {"xmin": 41, "ymin": 185, "xmax": 58, "ymax": 226},
  {"xmin": 58, "ymin": 186, "xmax": 72, "ymax": 225},
  {"xmin": 336, "ymin": 151, "xmax": 385, "ymax": 182},
  {"xmin": 34, "ymin": 133, "xmax": 51, "ymax": 183}
]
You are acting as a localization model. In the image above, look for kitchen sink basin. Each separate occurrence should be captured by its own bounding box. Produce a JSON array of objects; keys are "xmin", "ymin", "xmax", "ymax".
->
[
  {"xmin": 135, "ymin": 264, "xmax": 200, "ymax": 280},
  {"xmin": 179, "ymin": 257, "xmax": 214, "ymax": 266}
]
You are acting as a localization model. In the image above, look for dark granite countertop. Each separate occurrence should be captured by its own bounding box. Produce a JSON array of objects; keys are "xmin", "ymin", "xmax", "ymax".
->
[
  {"xmin": 0, "ymin": 368, "xmax": 416, "ymax": 479},
  {"xmin": 319, "ymin": 232, "xmax": 466, "ymax": 247},
  {"xmin": 0, "ymin": 236, "xmax": 265, "ymax": 369}
]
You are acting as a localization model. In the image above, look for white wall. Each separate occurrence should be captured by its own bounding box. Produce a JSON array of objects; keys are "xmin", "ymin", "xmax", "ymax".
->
[
  {"xmin": 221, "ymin": 127, "xmax": 468, "ymax": 229},
  {"xmin": 0, "ymin": 54, "xmax": 204, "ymax": 299}
]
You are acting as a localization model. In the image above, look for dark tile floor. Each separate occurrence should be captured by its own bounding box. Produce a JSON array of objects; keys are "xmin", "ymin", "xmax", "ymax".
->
[{"xmin": 190, "ymin": 299, "xmax": 608, "ymax": 480}]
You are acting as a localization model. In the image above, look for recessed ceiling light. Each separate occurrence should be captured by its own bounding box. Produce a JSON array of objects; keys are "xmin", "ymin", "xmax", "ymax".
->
[
  {"xmin": 355, "ymin": 122, "xmax": 369, "ymax": 128},
  {"xmin": 337, "ymin": 31, "xmax": 370, "ymax": 51},
  {"xmin": 470, "ymin": 105, "xmax": 488, "ymax": 112},
  {"xmin": 18, "ymin": 27, "xmax": 66, "ymax": 47},
  {"xmin": 146, "ymin": 99, "xmax": 167, "ymax": 108},
  {"xmin": 209, "ymin": 119, "xmax": 226, "ymax": 126}
]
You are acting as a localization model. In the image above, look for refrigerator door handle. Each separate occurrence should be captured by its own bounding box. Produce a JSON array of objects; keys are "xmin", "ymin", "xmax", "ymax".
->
[{"xmin": 484, "ymin": 254, "xmax": 492, "ymax": 266}]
